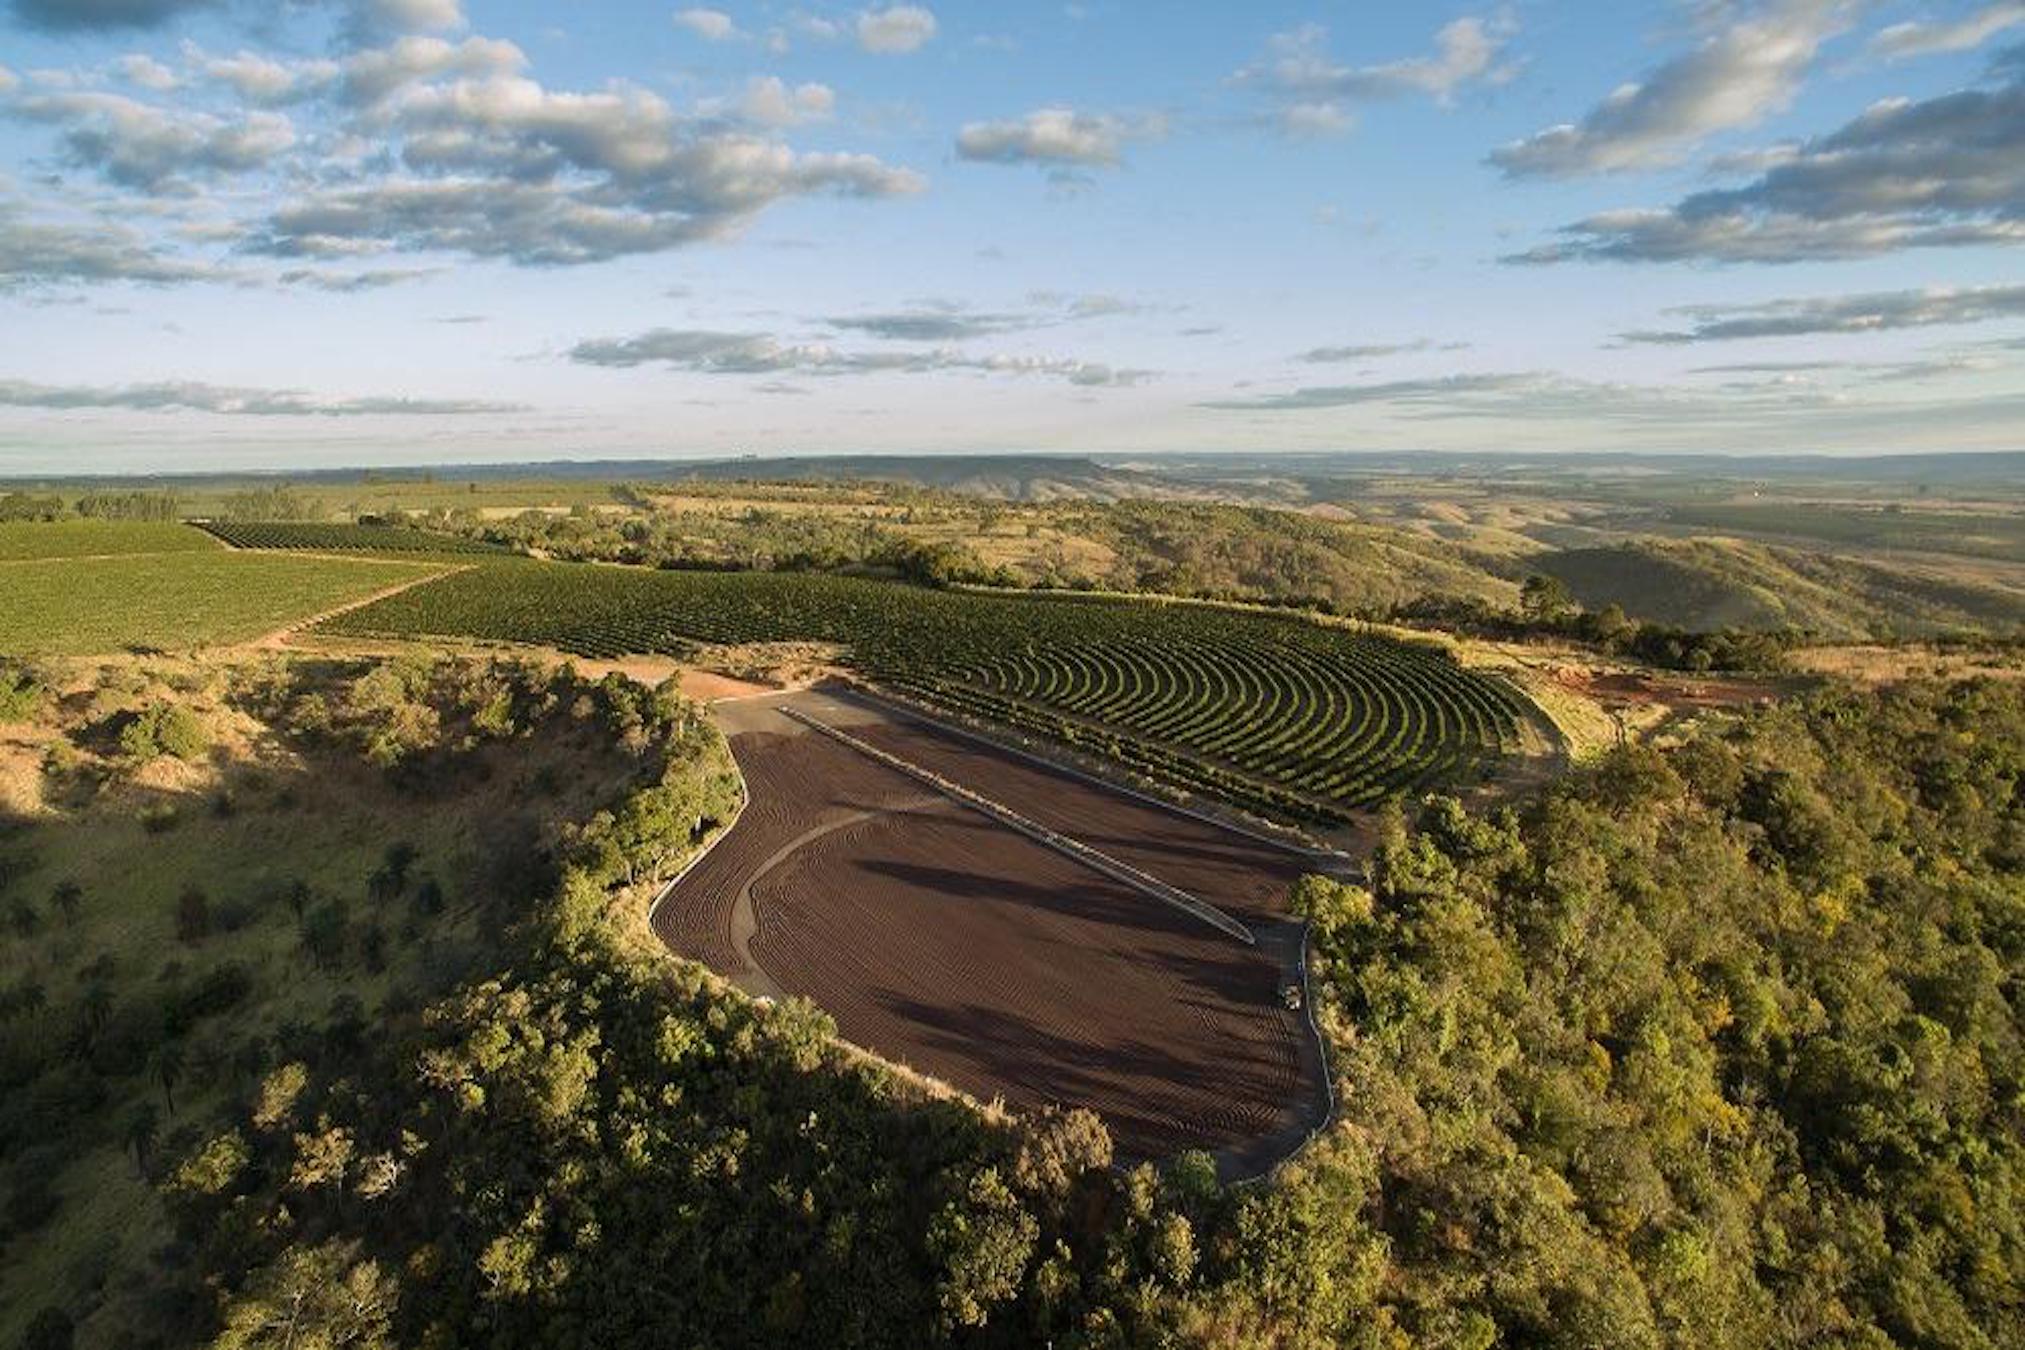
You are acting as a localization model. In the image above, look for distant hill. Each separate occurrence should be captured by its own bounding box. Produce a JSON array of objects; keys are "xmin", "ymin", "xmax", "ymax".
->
[
  {"xmin": 659, "ymin": 454, "xmax": 1183, "ymax": 501},
  {"xmin": 1537, "ymin": 539, "xmax": 2025, "ymax": 637}
]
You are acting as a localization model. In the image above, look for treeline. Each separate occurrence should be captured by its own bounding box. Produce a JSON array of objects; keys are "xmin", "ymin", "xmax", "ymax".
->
[
  {"xmin": 1284, "ymin": 676, "xmax": 2025, "ymax": 1348},
  {"xmin": 64, "ymin": 675, "xmax": 2017, "ymax": 1348},
  {"xmin": 0, "ymin": 490, "xmax": 183, "ymax": 522},
  {"xmin": 0, "ymin": 658, "xmax": 730, "ymax": 1350}
]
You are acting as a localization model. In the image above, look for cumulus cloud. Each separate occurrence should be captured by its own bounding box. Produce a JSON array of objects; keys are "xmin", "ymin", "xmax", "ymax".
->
[
  {"xmin": 1620, "ymin": 283, "xmax": 2025, "ymax": 342},
  {"xmin": 338, "ymin": 34, "xmax": 527, "ymax": 107},
  {"xmin": 856, "ymin": 5, "xmax": 937, "ymax": 54},
  {"xmin": 1870, "ymin": 3, "xmax": 2025, "ymax": 61},
  {"xmin": 1509, "ymin": 67, "xmax": 2025, "ymax": 263},
  {"xmin": 1491, "ymin": 0, "xmax": 1848, "ymax": 177},
  {"xmin": 190, "ymin": 47, "xmax": 339, "ymax": 104},
  {"xmin": 2, "ymin": 14, "xmax": 927, "ymax": 277},
  {"xmin": 0, "ymin": 207, "xmax": 235, "ymax": 287},
  {"xmin": 674, "ymin": 8, "xmax": 738, "ymax": 42},
  {"xmin": 10, "ymin": 0, "xmax": 211, "ymax": 31},
  {"xmin": 0, "ymin": 377, "xmax": 522, "ymax": 415},
  {"xmin": 956, "ymin": 108, "xmax": 1165, "ymax": 167},
  {"xmin": 116, "ymin": 53, "xmax": 180, "ymax": 91},
  {"xmin": 566, "ymin": 326, "xmax": 1150, "ymax": 385},
  {"xmin": 9, "ymin": 91, "xmax": 296, "ymax": 191},
  {"xmin": 1236, "ymin": 18, "xmax": 1513, "ymax": 134},
  {"xmin": 735, "ymin": 76, "xmax": 835, "ymax": 128}
]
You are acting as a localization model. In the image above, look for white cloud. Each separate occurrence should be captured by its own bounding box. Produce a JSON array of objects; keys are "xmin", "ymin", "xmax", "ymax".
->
[
  {"xmin": 115, "ymin": 53, "xmax": 180, "ymax": 91},
  {"xmin": 568, "ymin": 325, "xmax": 1150, "ymax": 385},
  {"xmin": 956, "ymin": 107, "xmax": 1165, "ymax": 168},
  {"xmin": 1491, "ymin": 0, "xmax": 1849, "ymax": 177},
  {"xmin": 0, "ymin": 205, "xmax": 239, "ymax": 287},
  {"xmin": 674, "ymin": 7, "xmax": 739, "ymax": 42},
  {"xmin": 0, "ymin": 377, "xmax": 523, "ymax": 416},
  {"xmin": 340, "ymin": 35, "xmax": 528, "ymax": 107},
  {"xmin": 1870, "ymin": 3, "xmax": 2025, "ymax": 61},
  {"xmin": 9, "ymin": 91, "xmax": 297, "ymax": 191},
  {"xmin": 737, "ymin": 75, "xmax": 835, "ymax": 127},
  {"xmin": 1510, "ymin": 69, "xmax": 2025, "ymax": 263},
  {"xmin": 1236, "ymin": 17, "xmax": 1513, "ymax": 133},
  {"xmin": 190, "ymin": 46, "xmax": 338, "ymax": 104},
  {"xmin": 856, "ymin": 5, "xmax": 937, "ymax": 54},
  {"xmin": 1619, "ymin": 284, "xmax": 2025, "ymax": 342},
  {"xmin": 0, "ymin": 66, "xmax": 17, "ymax": 94}
]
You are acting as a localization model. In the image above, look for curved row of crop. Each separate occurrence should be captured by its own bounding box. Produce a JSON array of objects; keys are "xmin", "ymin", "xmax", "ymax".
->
[{"xmin": 320, "ymin": 565, "xmax": 1529, "ymax": 823}]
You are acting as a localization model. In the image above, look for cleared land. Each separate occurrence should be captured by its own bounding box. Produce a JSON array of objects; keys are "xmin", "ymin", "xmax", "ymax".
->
[
  {"xmin": 324, "ymin": 565, "xmax": 1529, "ymax": 825},
  {"xmin": 0, "ymin": 551, "xmax": 440, "ymax": 656},
  {"xmin": 655, "ymin": 690, "xmax": 1329, "ymax": 1171}
]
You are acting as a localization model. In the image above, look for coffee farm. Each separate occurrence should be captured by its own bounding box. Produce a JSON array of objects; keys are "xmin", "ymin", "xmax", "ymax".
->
[
  {"xmin": 197, "ymin": 521, "xmax": 509, "ymax": 556},
  {"xmin": 323, "ymin": 564, "xmax": 1532, "ymax": 824}
]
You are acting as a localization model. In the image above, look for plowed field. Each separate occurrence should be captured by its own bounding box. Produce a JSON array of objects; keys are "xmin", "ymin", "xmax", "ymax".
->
[{"xmin": 653, "ymin": 690, "xmax": 1333, "ymax": 1171}]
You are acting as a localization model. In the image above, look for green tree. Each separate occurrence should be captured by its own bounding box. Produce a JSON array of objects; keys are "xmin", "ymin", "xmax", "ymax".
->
[{"xmin": 212, "ymin": 1242, "xmax": 395, "ymax": 1350}]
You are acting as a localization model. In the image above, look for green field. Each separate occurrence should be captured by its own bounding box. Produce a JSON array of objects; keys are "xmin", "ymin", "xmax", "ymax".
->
[
  {"xmin": 324, "ymin": 565, "xmax": 1529, "ymax": 822},
  {"xmin": 0, "ymin": 520, "xmax": 220, "ymax": 561},
  {"xmin": 197, "ymin": 521, "xmax": 511, "ymax": 557},
  {"xmin": 0, "ymin": 552, "xmax": 441, "ymax": 656}
]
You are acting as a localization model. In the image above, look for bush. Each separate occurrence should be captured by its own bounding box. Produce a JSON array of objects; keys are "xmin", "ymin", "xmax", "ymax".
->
[
  {"xmin": 175, "ymin": 886, "xmax": 211, "ymax": 943},
  {"xmin": 0, "ymin": 667, "xmax": 45, "ymax": 724},
  {"xmin": 155, "ymin": 705, "xmax": 208, "ymax": 760}
]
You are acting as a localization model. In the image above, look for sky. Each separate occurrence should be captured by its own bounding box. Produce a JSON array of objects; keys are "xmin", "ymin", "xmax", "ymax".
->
[{"xmin": 0, "ymin": 0, "xmax": 2020, "ymax": 473}]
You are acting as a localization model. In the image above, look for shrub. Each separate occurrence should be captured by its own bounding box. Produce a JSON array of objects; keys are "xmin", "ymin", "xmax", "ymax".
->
[
  {"xmin": 175, "ymin": 886, "xmax": 211, "ymax": 944},
  {"xmin": 0, "ymin": 668, "xmax": 45, "ymax": 724}
]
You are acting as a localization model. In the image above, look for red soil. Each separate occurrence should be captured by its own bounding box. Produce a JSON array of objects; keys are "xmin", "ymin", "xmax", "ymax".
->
[{"xmin": 652, "ymin": 701, "xmax": 1329, "ymax": 1164}]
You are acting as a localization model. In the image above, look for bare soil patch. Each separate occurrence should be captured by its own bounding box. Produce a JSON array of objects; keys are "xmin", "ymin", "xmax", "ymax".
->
[{"xmin": 653, "ymin": 692, "xmax": 1332, "ymax": 1171}]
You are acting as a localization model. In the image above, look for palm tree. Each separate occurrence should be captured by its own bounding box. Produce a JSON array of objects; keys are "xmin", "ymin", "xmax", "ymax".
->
[
  {"xmin": 50, "ymin": 881, "xmax": 83, "ymax": 926},
  {"xmin": 156, "ymin": 1043, "xmax": 185, "ymax": 1115},
  {"xmin": 82, "ymin": 986, "xmax": 114, "ymax": 1040},
  {"xmin": 125, "ymin": 1103, "xmax": 159, "ymax": 1177}
]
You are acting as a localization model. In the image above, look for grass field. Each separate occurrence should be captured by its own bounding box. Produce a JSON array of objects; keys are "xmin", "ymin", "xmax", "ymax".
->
[
  {"xmin": 0, "ymin": 552, "xmax": 440, "ymax": 656},
  {"xmin": 0, "ymin": 521, "xmax": 219, "ymax": 561}
]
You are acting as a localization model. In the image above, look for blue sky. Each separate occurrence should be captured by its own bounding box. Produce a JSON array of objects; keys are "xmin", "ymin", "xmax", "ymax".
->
[{"xmin": 0, "ymin": 0, "xmax": 2020, "ymax": 472}]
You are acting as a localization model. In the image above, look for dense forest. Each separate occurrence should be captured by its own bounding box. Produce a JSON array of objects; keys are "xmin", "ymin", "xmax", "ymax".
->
[{"xmin": 7, "ymin": 673, "xmax": 2007, "ymax": 1347}]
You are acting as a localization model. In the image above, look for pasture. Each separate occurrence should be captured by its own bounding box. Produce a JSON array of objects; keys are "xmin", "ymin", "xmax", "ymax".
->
[{"xmin": 323, "ymin": 565, "xmax": 1531, "ymax": 824}]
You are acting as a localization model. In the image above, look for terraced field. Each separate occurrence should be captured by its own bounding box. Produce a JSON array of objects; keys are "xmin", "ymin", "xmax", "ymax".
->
[
  {"xmin": 198, "ymin": 521, "xmax": 509, "ymax": 556},
  {"xmin": 325, "ymin": 564, "xmax": 1531, "ymax": 824}
]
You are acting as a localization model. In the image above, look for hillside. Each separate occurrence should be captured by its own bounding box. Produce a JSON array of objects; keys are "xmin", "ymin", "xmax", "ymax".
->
[{"xmin": 1535, "ymin": 539, "xmax": 2025, "ymax": 638}]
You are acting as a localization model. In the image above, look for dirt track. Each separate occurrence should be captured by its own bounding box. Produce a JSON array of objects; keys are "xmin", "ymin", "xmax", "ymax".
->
[{"xmin": 653, "ymin": 690, "xmax": 1334, "ymax": 1172}]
